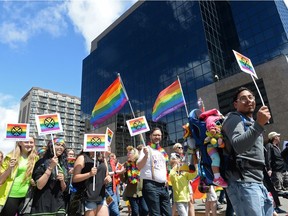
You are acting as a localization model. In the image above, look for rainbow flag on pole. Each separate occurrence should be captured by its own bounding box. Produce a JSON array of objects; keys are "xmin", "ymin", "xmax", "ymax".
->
[
  {"xmin": 106, "ymin": 127, "xmax": 114, "ymax": 146},
  {"xmin": 152, "ymin": 79, "xmax": 185, "ymax": 122},
  {"xmin": 90, "ymin": 77, "xmax": 128, "ymax": 127},
  {"xmin": 233, "ymin": 50, "xmax": 258, "ymax": 79}
]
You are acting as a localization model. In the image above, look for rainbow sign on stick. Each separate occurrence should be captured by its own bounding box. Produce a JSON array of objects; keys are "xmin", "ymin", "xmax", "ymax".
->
[
  {"xmin": 126, "ymin": 116, "xmax": 150, "ymax": 136},
  {"xmin": 106, "ymin": 127, "xmax": 114, "ymax": 146},
  {"xmin": 83, "ymin": 134, "xmax": 107, "ymax": 152},
  {"xmin": 35, "ymin": 113, "xmax": 63, "ymax": 135},
  {"xmin": 233, "ymin": 50, "xmax": 258, "ymax": 79},
  {"xmin": 5, "ymin": 123, "xmax": 30, "ymax": 140}
]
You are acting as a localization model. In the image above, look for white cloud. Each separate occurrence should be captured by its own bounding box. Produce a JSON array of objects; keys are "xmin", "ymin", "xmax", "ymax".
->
[
  {"xmin": 66, "ymin": 0, "xmax": 137, "ymax": 51},
  {"xmin": 0, "ymin": 2, "xmax": 67, "ymax": 48},
  {"xmin": 0, "ymin": 0, "xmax": 137, "ymax": 50},
  {"xmin": 0, "ymin": 94, "xmax": 20, "ymax": 155}
]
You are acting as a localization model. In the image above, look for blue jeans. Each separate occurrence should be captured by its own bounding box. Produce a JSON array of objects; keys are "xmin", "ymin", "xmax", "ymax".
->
[
  {"xmin": 128, "ymin": 196, "xmax": 149, "ymax": 216},
  {"xmin": 226, "ymin": 181, "xmax": 273, "ymax": 216},
  {"xmin": 106, "ymin": 186, "xmax": 120, "ymax": 216},
  {"xmin": 142, "ymin": 179, "xmax": 172, "ymax": 216}
]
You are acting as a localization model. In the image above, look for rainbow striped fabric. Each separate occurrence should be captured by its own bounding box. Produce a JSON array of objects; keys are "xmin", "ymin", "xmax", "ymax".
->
[
  {"xmin": 233, "ymin": 50, "xmax": 258, "ymax": 79},
  {"xmin": 106, "ymin": 127, "xmax": 114, "ymax": 146},
  {"xmin": 126, "ymin": 116, "xmax": 150, "ymax": 136},
  {"xmin": 35, "ymin": 113, "xmax": 63, "ymax": 135},
  {"xmin": 152, "ymin": 79, "xmax": 185, "ymax": 122},
  {"xmin": 83, "ymin": 134, "xmax": 107, "ymax": 152},
  {"xmin": 5, "ymin": 123, "xmax": 29, "ymax": 140},
  {"xmin": 90, "ymin": 77, "xmax": 128, "ymax": 127}
]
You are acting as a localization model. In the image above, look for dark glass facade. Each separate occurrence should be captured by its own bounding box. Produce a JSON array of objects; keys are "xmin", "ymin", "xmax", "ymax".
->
[{"xmin": 81, "ymin": 1, "xmax": 288, "ymax": 156}]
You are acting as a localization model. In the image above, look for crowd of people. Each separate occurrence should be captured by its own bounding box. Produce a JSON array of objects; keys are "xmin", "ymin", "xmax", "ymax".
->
[{"xmin": 0, "ymin": 86, "xmax": 288, "ymax": 216}]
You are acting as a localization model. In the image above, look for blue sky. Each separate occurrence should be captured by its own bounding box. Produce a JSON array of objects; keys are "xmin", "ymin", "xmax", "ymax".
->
[{"xmin": 0, "ymin": 0, "xmax": 136, "ymax": 154}]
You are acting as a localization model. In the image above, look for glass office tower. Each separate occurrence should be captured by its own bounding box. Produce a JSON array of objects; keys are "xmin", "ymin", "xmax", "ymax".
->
[{"xmin": 81, "ymin": 1, "xmax": 288, "ymax": 156}]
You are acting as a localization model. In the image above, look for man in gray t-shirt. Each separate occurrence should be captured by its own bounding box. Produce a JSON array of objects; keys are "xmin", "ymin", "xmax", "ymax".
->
[{"xmin": 222, "ymin": 87, "xmax": 273, "ymax": 216}]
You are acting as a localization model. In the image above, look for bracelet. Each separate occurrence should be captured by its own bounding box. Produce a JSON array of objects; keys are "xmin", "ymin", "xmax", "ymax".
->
[{"xmin": 44, "ymin": 172, "xmax": 50, "ymax": 176}]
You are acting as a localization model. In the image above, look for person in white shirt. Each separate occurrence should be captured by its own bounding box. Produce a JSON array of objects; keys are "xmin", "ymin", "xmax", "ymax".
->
[{"xmin": 137, "ymin": 127, "xmax": 171, "ymax": 216}]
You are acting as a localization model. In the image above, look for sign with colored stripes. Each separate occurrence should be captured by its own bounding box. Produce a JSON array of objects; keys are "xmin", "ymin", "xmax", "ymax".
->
[
  {"xmin": 35, "ymin": 113, "xmax": 63, "ymax": 135},
  {"xmin": 5, "ymin": 123, "xmax": 30, "ymax": 141},
  {"xmin": 83, "ymin": 134, "xmax": 108, "ymax": 152},
  {"xmin": 126, "ymin": 116, "xmax": 150, "ymax": 136}
]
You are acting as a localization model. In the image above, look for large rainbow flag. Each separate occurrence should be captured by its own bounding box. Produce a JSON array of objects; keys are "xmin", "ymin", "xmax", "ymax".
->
[
  {"xmin": 90, "ymin": 77, "xmax": 128, "ymax": 127},
  {"xmin": 233, "ymin": 50, "xmax": 258, "ymax": 79},
  {"xmin": 152, "ymin": 79, "xmax": 185, "ymax": 122}
]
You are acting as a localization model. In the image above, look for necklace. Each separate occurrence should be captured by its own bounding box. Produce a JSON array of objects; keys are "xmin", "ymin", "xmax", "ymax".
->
[{"xmin": 125, "ymin": 161, "xmax": 140, "ymax": 184}]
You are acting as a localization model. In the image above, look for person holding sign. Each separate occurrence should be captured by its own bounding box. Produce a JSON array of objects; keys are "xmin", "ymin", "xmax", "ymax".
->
[
  {"xmin": 73, "ymin": 151, "xmax": 109, "ymax": 216},
  {"xmin": 222, "ymin": 87, "xmax": 273, "ymax": 216},
  {"xmin": 137, "ymin": 127, "xmax": 171, "ymax": 216},
  {"xmin": 0, "ymin": 136, "xmax": 38, "ymax": 216},
  {"xmin": 30, "ymin": 138, "xmax": 68, "ymax": 216}
]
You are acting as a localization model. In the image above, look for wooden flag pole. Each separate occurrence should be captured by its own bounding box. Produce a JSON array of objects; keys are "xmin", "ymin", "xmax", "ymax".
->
[
  {"xmin": 50, "ymin": 134, "xmax": 58, "ymax": 175},
  {"xmin": 118, "ymin": 73, "xmax": 146, "ymax": 146},
  {"xmin": 177, "ymin": 76, "xmax": 189, "ymax": 118},
  {"xmin": 250, "ymin": 75, "xmax": 265, "ymax": 106},
  {"xmin": 93, "ymin": 151, "xmax": 97, "ymax": 191}
]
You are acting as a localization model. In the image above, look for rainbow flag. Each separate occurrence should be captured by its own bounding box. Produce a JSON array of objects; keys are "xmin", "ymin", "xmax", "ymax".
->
[
  {"xmin": 233, "ymin": 50, "xmax": 258, "ymax": 79},
  {"xmin": 126, "ymin": 116, "xmax": 150, "ymax": 136},
  {"xmin": 106, "ymin": 127, "xmax": 114, "ymax": 146},
  {"xmin": 90, "ymin": 77, "xmax": 128, "ymax": 127},
  {"xmin": 152, "ymin": 79, "xmax": 185, "ymax": 122},
  {"xmin": 67, "ymin": 157, "xmax": 76, "ymax": 169},
  {"xmin": 5, "ymin": 123, "xmax": 30, "ymax": 140},
  {"xmin": 83, "ymin": 134, "xmax": 107, "ymax": 152},
  {"xmin": 35, "ymin": 113, "xmax": 63, "ymax": 135}
]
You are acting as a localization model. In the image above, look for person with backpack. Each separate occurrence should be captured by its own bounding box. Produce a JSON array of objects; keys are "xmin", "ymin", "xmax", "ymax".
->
[
  {"xmin": 222, "ymin": 87, "xmax": 273, "ymax": 216},
  {"xmin": 266, "ymin": 132, "xmax": 286, "ymax": 191}
]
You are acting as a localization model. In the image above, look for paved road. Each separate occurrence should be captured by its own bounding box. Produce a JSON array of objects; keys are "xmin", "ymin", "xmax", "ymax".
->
[{"xmin": 119, "ymin": 193, "xmax": 288, "ymax": 216}]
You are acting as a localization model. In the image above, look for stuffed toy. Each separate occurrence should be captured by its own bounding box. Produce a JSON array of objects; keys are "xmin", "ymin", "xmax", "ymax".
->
[
  {"xmin": 199, "ymin": 109, "xmax": 227, "ymax": 188},
  {"xmin": 182, "ymin": 123, "xmax": 198, "ymax": 172}
]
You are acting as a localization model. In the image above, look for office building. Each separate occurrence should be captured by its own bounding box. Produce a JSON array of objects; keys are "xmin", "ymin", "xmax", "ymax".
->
[
  {"xmin": 19, "ymin": 87, "xmax": 83, "ymax": 150},
  {"xmin": 81, "ymin": 1, "xmax": 288, "ymax": 156}
]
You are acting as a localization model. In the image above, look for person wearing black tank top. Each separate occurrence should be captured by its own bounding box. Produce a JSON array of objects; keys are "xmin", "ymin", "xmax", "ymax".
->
[{"xmin": 73, "ymin": 151, "xmax": 110, "ymax": 216}]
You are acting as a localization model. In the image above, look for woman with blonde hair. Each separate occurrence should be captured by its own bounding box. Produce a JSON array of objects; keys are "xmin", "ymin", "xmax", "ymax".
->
[
  {"xmin": 0, "ymin": 136, "xmax": 38, "ymax": 216},
  {"xmin": 119, "ymin": 146, "xmax": 148, "ymax": 216}
]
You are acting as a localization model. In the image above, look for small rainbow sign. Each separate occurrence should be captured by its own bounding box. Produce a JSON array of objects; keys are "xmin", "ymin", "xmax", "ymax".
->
[
  {"xmin": 67, "ymin": 157, "xmax": 76, "ymax": 169},
  {"xmin": 233, "ymin": 50, "xmax": 258, "ymax": 79},
  {"xmin": 126, "ymin": 116, "xmax": 150, "ymax": 136},
  {"xmin": 83, "ymin": 134, "xmax": 107, "ymax": 152},
  {"xmin": 35, "ymin": 113, "xmax": 63, "ymax": 135},
  {"xmin": 106, "ymin": 127, "xmax": 114, "ymax": 146},
  {"xmin": 5, "ymin": 123, "xmax": 30, "ymax": 140}
]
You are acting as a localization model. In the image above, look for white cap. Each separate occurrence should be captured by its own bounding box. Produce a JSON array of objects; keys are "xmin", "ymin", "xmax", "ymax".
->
[{"xmin": 268, "ymin": 132, "xmax": 280, "ymax": 140}]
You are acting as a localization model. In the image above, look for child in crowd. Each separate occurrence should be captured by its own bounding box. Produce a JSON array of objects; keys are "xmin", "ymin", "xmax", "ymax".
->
[
  {"xmin": 169, "ymin": 157, "xmax": 197, "ymax": 216},
  {"xmin": 205, "ymin": 186, "xmax": 217, "ymax": 216}
]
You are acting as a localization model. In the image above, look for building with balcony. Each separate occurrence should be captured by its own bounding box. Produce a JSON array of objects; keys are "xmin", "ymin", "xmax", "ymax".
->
[{"xmin": 19, "ymin": 87, "xmax": 84, "ymax": 151}]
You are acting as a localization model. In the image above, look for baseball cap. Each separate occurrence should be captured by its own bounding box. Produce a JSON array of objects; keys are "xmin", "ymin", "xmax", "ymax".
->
[{"xmin": 268, "ymin": 132, "xmax": 280, "ymax": 140}]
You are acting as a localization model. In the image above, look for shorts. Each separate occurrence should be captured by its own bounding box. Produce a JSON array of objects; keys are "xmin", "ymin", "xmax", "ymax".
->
[{"xmin": 84, "ymin": 199, "xmax": 106, "ymax": 211}]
